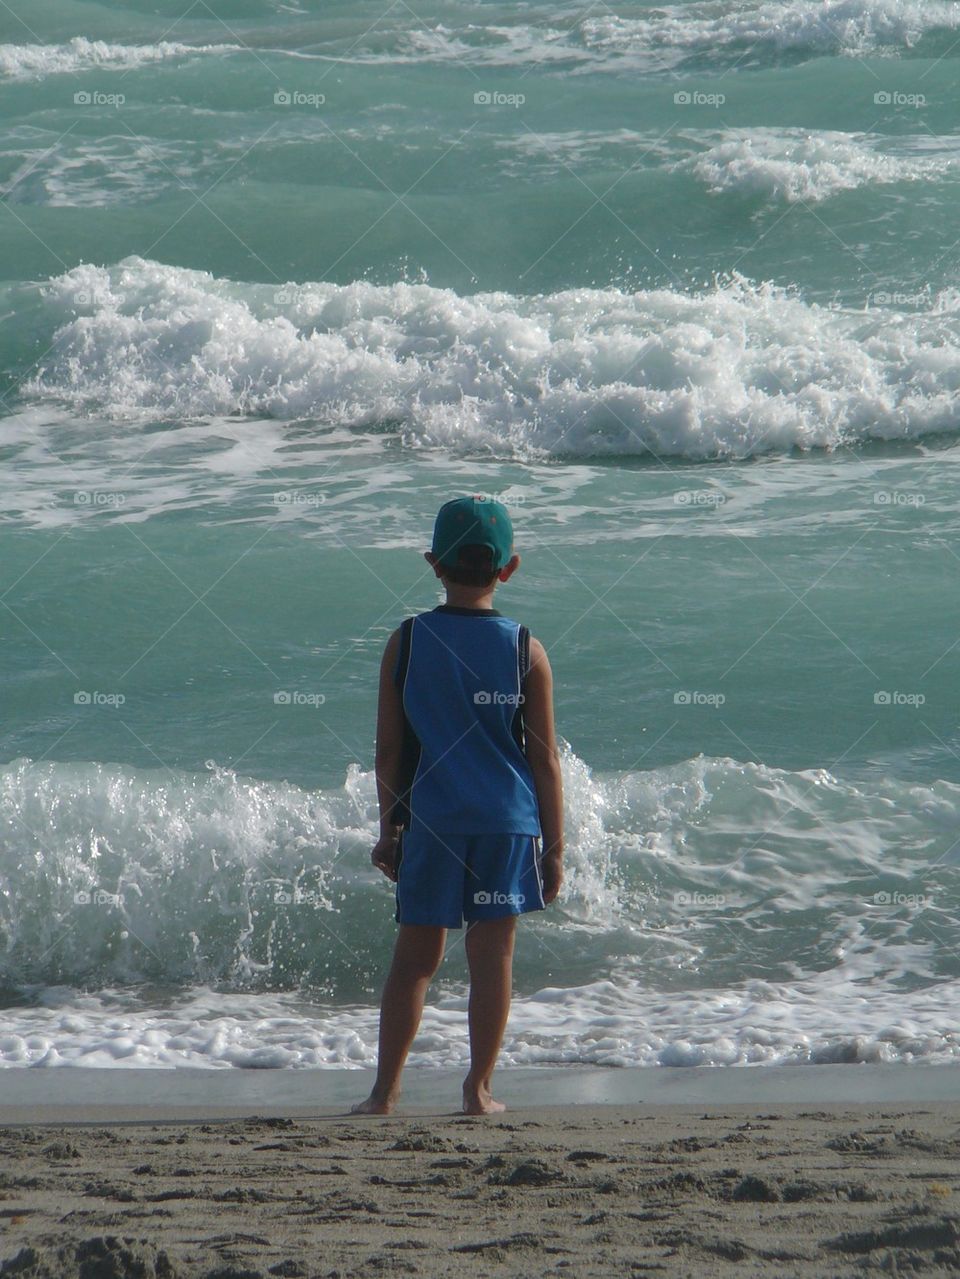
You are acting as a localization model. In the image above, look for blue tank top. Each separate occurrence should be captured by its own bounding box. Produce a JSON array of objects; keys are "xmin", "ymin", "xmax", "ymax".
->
[{"xmin": 391, "ymin": 606, "xmax": 542, "ymax": 836}]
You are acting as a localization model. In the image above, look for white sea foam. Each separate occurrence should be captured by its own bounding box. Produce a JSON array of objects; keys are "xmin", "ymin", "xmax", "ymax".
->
[
  {"xmin": 678, "ymin": 129, "xmax": 960, "ymax": 203},
  {"xmin": 19, "ymin": 257, "xmax": 960, "ymax": 459},
  {"xmin": 495, "ymin": 129, "xmax": 682, "ymax": 179},
  {"xmin": 3, "ymin": 970, "xmax": 959, "ymax": 1068},
  {"xmin": 0, "ymin": 134, "xmax": 231, "ymax": 207},
  {"xmin": 0, "ymin": 750, "xmax": 958, "ymax": 1067},
  {"xmin": 322, "ymin": 0, "xmax": 960, "ymax": 73},
  {"xmin": 0, "ymin": 36, "xmax": 241, "ymax": 81},
  {"xmin": 578, "ymin": 0, "xmax": 960, "ymax": 68}
]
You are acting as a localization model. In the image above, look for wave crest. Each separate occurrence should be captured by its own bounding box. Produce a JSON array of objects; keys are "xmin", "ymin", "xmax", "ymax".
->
[
  {"xmin": 0, "ymin": 36, "xmax": 240, "ymax": 81},
  {"xmin": 18, "ymin": 257, "xmax": 960, "ymax": 459}
]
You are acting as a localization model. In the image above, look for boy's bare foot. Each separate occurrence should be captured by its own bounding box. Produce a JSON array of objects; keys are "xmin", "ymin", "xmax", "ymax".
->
[
  {"xmin": 462, "ymin": 1083, "xmax": 506, "ymax": 1115},
  {"xmin": 350, "ymin": 1091, "xmax": 398, "ymax": 1115}
]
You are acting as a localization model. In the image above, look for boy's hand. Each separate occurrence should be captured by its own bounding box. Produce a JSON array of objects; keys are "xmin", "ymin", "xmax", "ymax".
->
[
  {"xmin": 371, "ymin": 834, "xmax": 399, "ymax": 882},
  {"xmin": 540, "ymin": 849, "xmax": 564, "ymax": 904}
]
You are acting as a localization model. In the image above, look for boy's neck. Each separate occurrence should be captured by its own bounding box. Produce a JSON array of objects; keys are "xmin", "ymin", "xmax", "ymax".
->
[{"xmin": 441, "ymin": 584, "xmax": 498, "ymax": 611}]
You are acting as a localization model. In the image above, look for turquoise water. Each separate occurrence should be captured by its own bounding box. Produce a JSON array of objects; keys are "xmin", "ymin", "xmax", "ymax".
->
[{"xmin": 1, "ymin": 0, "xmax": 960, "ymax": 1069}]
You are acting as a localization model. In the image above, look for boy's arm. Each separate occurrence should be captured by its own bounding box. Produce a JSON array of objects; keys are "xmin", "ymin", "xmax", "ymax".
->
[
  {"xmin": 523, "ymin": 636, "xmax": 564, "ymax": 904},
  {"xmin": 371, "ymin": 628, "xmax": 404, "ymax": 882}
]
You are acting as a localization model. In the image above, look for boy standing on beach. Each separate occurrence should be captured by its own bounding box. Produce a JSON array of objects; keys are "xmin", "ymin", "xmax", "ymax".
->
[{"xmin": 353, "ymin": 496, "xmax": 564, "ymax": 1116}]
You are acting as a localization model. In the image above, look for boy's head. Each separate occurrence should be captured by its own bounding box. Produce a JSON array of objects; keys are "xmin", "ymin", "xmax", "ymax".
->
[{"xmin": 427, "ymin": 496, "xmax": 518, "ymax": 589}]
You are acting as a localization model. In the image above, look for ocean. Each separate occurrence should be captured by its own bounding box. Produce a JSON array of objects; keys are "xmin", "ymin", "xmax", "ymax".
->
[{"xmin": 1, "ymin": 0, "xmax": 959, "ymax": 1072}]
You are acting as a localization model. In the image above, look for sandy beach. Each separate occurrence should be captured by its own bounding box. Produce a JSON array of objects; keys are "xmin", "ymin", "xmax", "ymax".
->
[{"xmin": 2, "ymin": 1098, "xmax": 960, "ymax": 1278}]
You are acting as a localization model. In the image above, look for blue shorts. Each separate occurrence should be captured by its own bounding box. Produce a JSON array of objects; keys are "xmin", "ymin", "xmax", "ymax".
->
[{"xmin": 394, "ymin": 826, "xmax": 546, "ymax": 929}]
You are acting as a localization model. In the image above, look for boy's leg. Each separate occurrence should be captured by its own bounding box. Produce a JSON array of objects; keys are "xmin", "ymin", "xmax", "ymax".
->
[
  {"xmin": 462, "ymin": 915, "xmax": 516, "ymax": 1115},
  {"xmin": 352, "ymin": 924, "xmax": 446, "ymax": 1115}
]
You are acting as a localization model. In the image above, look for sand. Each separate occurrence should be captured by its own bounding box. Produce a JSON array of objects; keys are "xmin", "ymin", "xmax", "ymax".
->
[{"xmin": 2, "ymin": 1100, "xmax": 960, "ymax": 1277}]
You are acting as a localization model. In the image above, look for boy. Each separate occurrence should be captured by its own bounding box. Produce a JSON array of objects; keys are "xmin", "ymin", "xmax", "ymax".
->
[{"xmin": 352, "ymin": 496, "xmax": 564, "ymax": 1116}]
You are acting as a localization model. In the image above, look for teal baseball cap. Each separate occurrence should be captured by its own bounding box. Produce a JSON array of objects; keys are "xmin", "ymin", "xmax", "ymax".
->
[{"xmin": 431, "ymin": 496, "xmax": 514, "ymax": 570}]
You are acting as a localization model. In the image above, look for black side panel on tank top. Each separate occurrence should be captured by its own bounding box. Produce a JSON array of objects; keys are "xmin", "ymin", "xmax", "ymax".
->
[
  {"xmin": 390, "ymin": 616, "xmax": 421, "ymax": 828},
  {"xmin": 511, "ymin": 624, "xmax": 531, "ymax": 754}
]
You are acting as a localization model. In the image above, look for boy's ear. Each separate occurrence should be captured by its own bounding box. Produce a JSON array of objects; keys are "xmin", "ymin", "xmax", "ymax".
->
[
  {"xmin": 498, "ymin": 553, "xmax": 520, "ymax": 583},
  {"xmin": 424, "ymin": 551, "xmax": 445, "ymax": 579}
]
